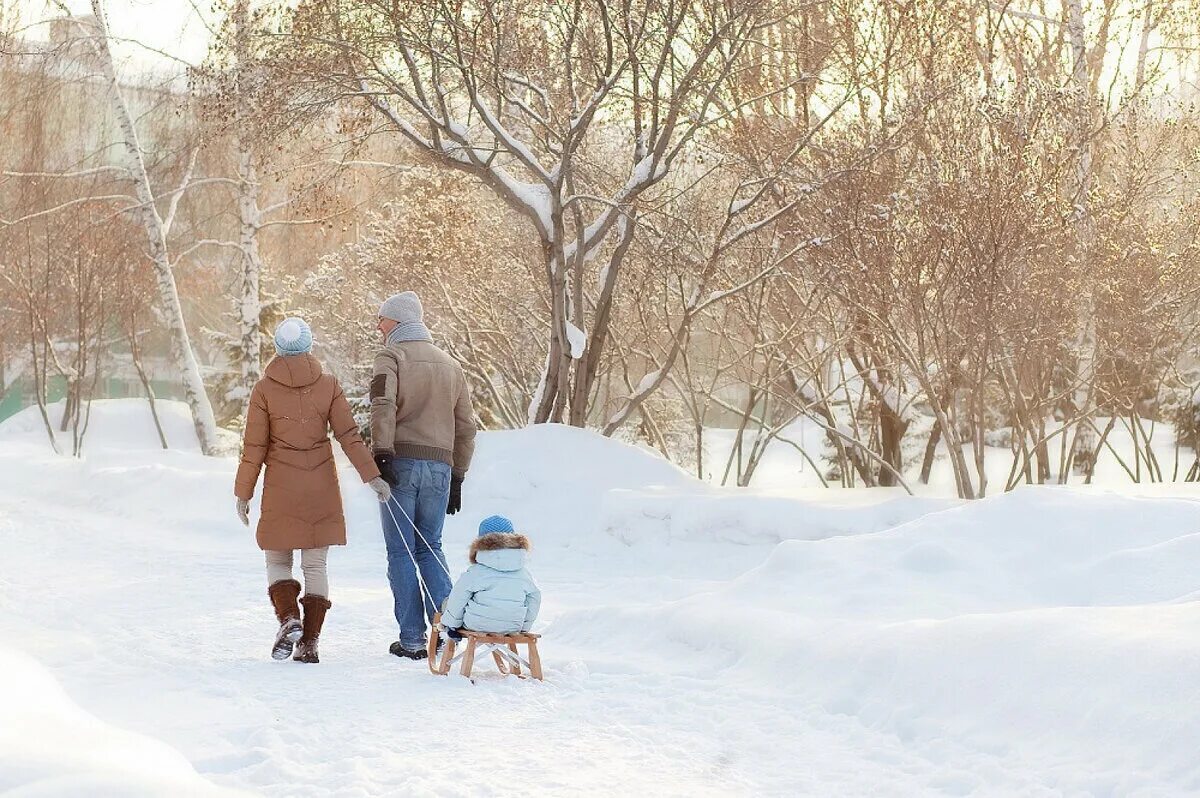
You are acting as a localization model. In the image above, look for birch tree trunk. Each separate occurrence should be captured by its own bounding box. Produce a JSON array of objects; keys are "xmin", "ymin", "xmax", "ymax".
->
[
  {"xmin": 236, "ymin": 151, "xmax": 265, "ymax": 397},
  {"xmin": 1066, "ymin": 0, "xmax": 1097, "ymax": 474},
  {"xmin": 234, "ymin": 0, "xmax": 265, "ymax": 404},
  {"xmin": 1134, "ymin": 0, "xmax": 1155, "ymax": 93},
  {"xmin": 86, "ymin": 1, "xmax": 219, "ymax": 454}
]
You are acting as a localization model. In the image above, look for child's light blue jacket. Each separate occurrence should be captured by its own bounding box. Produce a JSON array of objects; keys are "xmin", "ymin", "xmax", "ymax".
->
[{"xmin": 442, "ymin": 533, "xmax": 541, "ymax": 633}]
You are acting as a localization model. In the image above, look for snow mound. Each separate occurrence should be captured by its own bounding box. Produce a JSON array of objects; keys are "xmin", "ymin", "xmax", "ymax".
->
[
  {"xmin": 0, "ymin": 646, "xmax": 246, "ymax": 797},
  {"xmin": 734, "ymin": 487, "xmax": 1200, "ymax": 618},
  {"xmin": 0, "ymin": 399, "xmax": 203, "ymax": 454},
  {"xmin": 578, "ymin": 487, "xmax": 1200, "ymax": 792},
  {"xmin": 601, "ymin": 487, "xmax": 959, "ymax": 545},
  {"xmin": 459, "ymin": 424, "xmax": 695, "ymax": 529}
]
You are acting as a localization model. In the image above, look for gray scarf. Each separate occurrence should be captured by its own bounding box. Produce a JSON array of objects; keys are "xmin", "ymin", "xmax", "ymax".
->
[{"xmin": 387, "ymin": 321, "xmax": 433, "ymax": 345}]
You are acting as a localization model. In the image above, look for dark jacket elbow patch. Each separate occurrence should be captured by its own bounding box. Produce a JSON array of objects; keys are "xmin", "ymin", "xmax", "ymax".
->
[{"xmin": 370, "ymin": 374, "xmax": 388, "ymax": 400}]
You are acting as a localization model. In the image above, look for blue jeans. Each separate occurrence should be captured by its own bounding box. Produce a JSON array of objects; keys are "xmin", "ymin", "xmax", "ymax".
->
[{"xmin": 380, "ymin": 457, "xmax": 453, "ymax": 649}]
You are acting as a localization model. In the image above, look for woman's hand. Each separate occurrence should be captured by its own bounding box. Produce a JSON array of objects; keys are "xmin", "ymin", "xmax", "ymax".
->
[
  {"xmin": 236, "ymin": 498, "xmax": 250, "ymax": 527},
  {"xmin": 368, "ymin": 476, "xmax": 392, "ymax": 503}
]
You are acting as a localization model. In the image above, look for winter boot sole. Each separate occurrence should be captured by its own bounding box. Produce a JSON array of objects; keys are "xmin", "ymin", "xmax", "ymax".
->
[
  {"xmin": 272, "ymin": 619, "xmax": 303, "ymax": 660},
  {"xmin": 389, "ymin": 641, "xmax": 428, "ymax": 660}
]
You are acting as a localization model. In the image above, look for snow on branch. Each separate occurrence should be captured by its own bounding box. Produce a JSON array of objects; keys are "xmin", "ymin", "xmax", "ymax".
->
[
  {"xmin": 467, "ymin": 86, "xmax": 554, "ymax": 186},
  {"xmin": 1, "ymin": 166, "xmax": 130, "ymax": 179},
  {"xmin": 170, "ymin": 239, "xmax": 244, "ymax": 267},
  {"xmin": 563, "ymin": 154, "xmax": 665, "ymax": 264},
  {"xmin": 161, "ymin": 145, "xmax": 199, "ymax": 239},
  {"xmin": 565, "ymin": 322, "xmax": 586, "ymax": 360},
  {"xmin": 987, "ymin": 1, "xmax": 1062, "ymax": 26},
  {"xmin": 0, "ymin": 194, "xmax": 136, "ymax": 226}
]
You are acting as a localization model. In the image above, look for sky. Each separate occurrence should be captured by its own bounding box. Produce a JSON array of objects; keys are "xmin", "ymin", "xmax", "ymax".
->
[{"xmin": 14, "ymin": 0, "xmax": 213, "ymax": 68}]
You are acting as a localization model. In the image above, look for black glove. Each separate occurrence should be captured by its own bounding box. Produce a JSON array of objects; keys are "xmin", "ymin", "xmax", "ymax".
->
[
  {"xmin": 447, "ymin": 476, "xmax": 463, "ymax": 515},
  {"xmin": 374, "ymin": 452, "xmax": 397, "ymax": 487}
]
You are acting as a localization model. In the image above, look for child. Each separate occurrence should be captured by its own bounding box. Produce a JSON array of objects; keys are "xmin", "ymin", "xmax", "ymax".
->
[{"xmin": 440, "ymin": 515, "xmax": 541, "ymax": 636}]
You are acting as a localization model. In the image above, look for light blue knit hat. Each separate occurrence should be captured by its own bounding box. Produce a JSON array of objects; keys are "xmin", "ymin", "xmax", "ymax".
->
[
  {"xmin": 274, "ymin": 317, "xmax": 313, "ymax": 356},
  {"xmin": 478, "ymin": 515, "xmax": 515, "ymax": 536}
]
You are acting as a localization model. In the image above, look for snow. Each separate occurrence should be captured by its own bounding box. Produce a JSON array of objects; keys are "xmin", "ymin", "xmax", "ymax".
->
[
  {"xmin": 626, "ymin": 154, "xmax": 667, "ymax": 187},
  {"xmin": 3, "ymin": 400, "xmax": 1200, "ymax": 794},
  {"xmin": 633, "ymin": 369, "xmax": 662, "ymax": 396},
  {"xmin": 701, "ymin": 416, "xmax": 1190, "ymax": 495},
  {"xmin": 602, "ymin": 487, "xmax": 957, "ymax": 546},
  {"xmin": 499, "ymin": 175, "xmax": 553, "ymax": 235},
  {"xmin": 564, "ymin": 321, "xmax": 586, "ymax": 359},
  {"xmin": 2, "ymin": 356, "xmax": 26, "ymax": 390},
  {"xmin": 526, "ymin": 352, "xmax": 551, "ymax": 425},
  {"xmin": 0, "ymin": 398, "xmax": 204, "ymax": 453},
  {"xmin": 0, "ymin": 647, "xmax": 244, "ymax": 796},
  {"xmin": 641, "ymin": 490, "xmax": 1200, "ymax": 791},
  {"xmin": 630, "ymin": 153, "xmax": 655, "ymax": 185},
  {"xmin": 564, "ymin": 215, "xmax": 609, "ymax": 263},
  {"xmin": 438, "ymin": 113, "xmax": 555, "ymax": 237},
  {"xmin": 472, "ymin": 100, "xmax": 550, "ymax": 183},
  {"xmin": 865, "ymin": 375, "xmax": 913, "ymax": 423}
]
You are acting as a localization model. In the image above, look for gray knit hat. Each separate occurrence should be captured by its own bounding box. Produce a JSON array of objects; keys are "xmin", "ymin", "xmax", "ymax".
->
[{"xmin": 379, "ymin": 291, "xmax": 424, "ymax": 324}]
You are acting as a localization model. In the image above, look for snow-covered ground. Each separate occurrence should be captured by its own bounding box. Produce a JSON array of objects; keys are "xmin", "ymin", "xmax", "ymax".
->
[{"xmin": 3, "ymin": 400, "xmax": 1200, "ymax": 795}]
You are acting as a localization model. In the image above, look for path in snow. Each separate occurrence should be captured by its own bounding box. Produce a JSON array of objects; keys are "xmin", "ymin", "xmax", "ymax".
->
[{"xmin": 0, "ymin": 457, "xmax": 909, "ymax": 795}]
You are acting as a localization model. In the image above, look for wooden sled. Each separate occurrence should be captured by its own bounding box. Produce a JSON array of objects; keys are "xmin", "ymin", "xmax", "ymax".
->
[{"xmin": 427, "ymin": 613, "xmax": 543, "ymax": 680}]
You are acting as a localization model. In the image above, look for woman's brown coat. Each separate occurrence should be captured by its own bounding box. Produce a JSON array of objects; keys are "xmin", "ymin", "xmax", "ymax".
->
[{"xmin": 234, "ymin": 354, "xmax": 380, "ymax": 550}]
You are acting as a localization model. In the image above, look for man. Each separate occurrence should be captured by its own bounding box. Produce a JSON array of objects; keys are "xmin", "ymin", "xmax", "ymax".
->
[{"xmin": 370, "ymin": 291, "xmax": 476, "ymax": 659}]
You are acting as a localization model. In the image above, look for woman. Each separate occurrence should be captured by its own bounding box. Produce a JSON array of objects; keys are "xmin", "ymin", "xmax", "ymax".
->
[{"xmin": 234, "ymin": 318, "xmax": 391, "ymax": 663}]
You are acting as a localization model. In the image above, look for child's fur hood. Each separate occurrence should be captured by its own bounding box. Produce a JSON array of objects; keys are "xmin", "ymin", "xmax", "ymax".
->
[{"xmin": 470, "ymin": 533, "xmax": 531, "ymax": 563}]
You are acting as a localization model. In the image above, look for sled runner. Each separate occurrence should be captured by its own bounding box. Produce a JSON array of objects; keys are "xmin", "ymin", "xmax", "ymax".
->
[{"xmin": 427, "ymin": 612, "xmax": 543, "ymax": 681}]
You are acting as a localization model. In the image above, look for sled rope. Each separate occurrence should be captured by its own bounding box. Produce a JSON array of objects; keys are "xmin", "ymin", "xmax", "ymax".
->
[
  {"xmin": 382, "ymin": 494, "xmax": 453, "ymax": 619},
  {"xmin": 384, "ymin": 494, "xmax": 453, "ymax": 578}
]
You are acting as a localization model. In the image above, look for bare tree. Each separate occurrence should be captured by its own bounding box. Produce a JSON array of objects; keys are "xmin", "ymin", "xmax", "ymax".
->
[
  {"xmin": 279, "ymin": 0, "xmax": 802, "ymax": 427},
  {"xmin": 81, "ymin": 3, "xmax": 219, "ymax": 452}
]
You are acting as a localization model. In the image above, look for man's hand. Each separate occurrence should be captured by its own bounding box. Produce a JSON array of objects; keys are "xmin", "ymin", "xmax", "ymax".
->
[
  {"xmin": 374, "ymin": 452, "xmax": 396, "ymax": 487},
  {"xmin": 236, "ymin": 498, "xmax": 250, "ymax": 527},
  {"xmin": 447, "ymin": 476, "xmax": 463, "ymax": 515}
]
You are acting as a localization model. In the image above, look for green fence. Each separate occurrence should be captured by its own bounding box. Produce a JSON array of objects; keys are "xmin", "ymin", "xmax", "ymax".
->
[{"xmin": 0, "ymin": 376, "xmax": 183, "ymax": 424}]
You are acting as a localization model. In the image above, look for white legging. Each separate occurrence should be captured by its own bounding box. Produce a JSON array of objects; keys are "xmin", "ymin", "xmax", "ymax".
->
[{"xmin": 266, "ymin": 547, "xmax": 329, "ymax": 598}]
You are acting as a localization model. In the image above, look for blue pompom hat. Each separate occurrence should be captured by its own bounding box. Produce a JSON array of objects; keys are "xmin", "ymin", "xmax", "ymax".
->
[
  {"xmin": 478, "ymin": 515, "xmax": 515, "ymax": 536},
  {"xmin": 274, "ymin": 317, "xmax": 313, "ymax": 356}
]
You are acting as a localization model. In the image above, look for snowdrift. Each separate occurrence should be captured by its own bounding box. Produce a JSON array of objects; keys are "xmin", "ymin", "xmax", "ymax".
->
[
  {"xmin": 456, "ymin": 422, "xmax": 696, "ymax": 522},
  {"xmin": 0, "ymin": 398, "xmax": 205, "ymax": 454},
  {"xmin": 0, "ymin": 647, "xmax": 244, "ymax": 797},
  {"xmin": 579, "ymin": 488, "xmax": 1200, "ymax": 793},
  {"xmin": 601, "ymin": 487, "xmax": 959, "ymax": 545}
]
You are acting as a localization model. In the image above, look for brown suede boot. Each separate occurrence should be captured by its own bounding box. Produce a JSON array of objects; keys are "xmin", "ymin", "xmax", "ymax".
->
[
  {"xmin": 268, "ymin": 579, "xmax": 303, "ymax": 661},
  {"xmin": 294, "ymin": 595, "xmax": 331, "ymax": 664}
]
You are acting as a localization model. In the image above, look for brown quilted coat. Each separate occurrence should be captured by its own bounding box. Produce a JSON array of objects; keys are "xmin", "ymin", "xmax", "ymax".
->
[{"xmin": 234, "ymin": 354, "xmax": 380, "ymax": 550}]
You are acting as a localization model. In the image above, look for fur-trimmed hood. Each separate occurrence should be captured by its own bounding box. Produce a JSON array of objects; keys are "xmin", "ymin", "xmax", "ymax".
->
[{"xmin": 470, "ymin": 533, "xmax": 531, "ymax": 572}]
